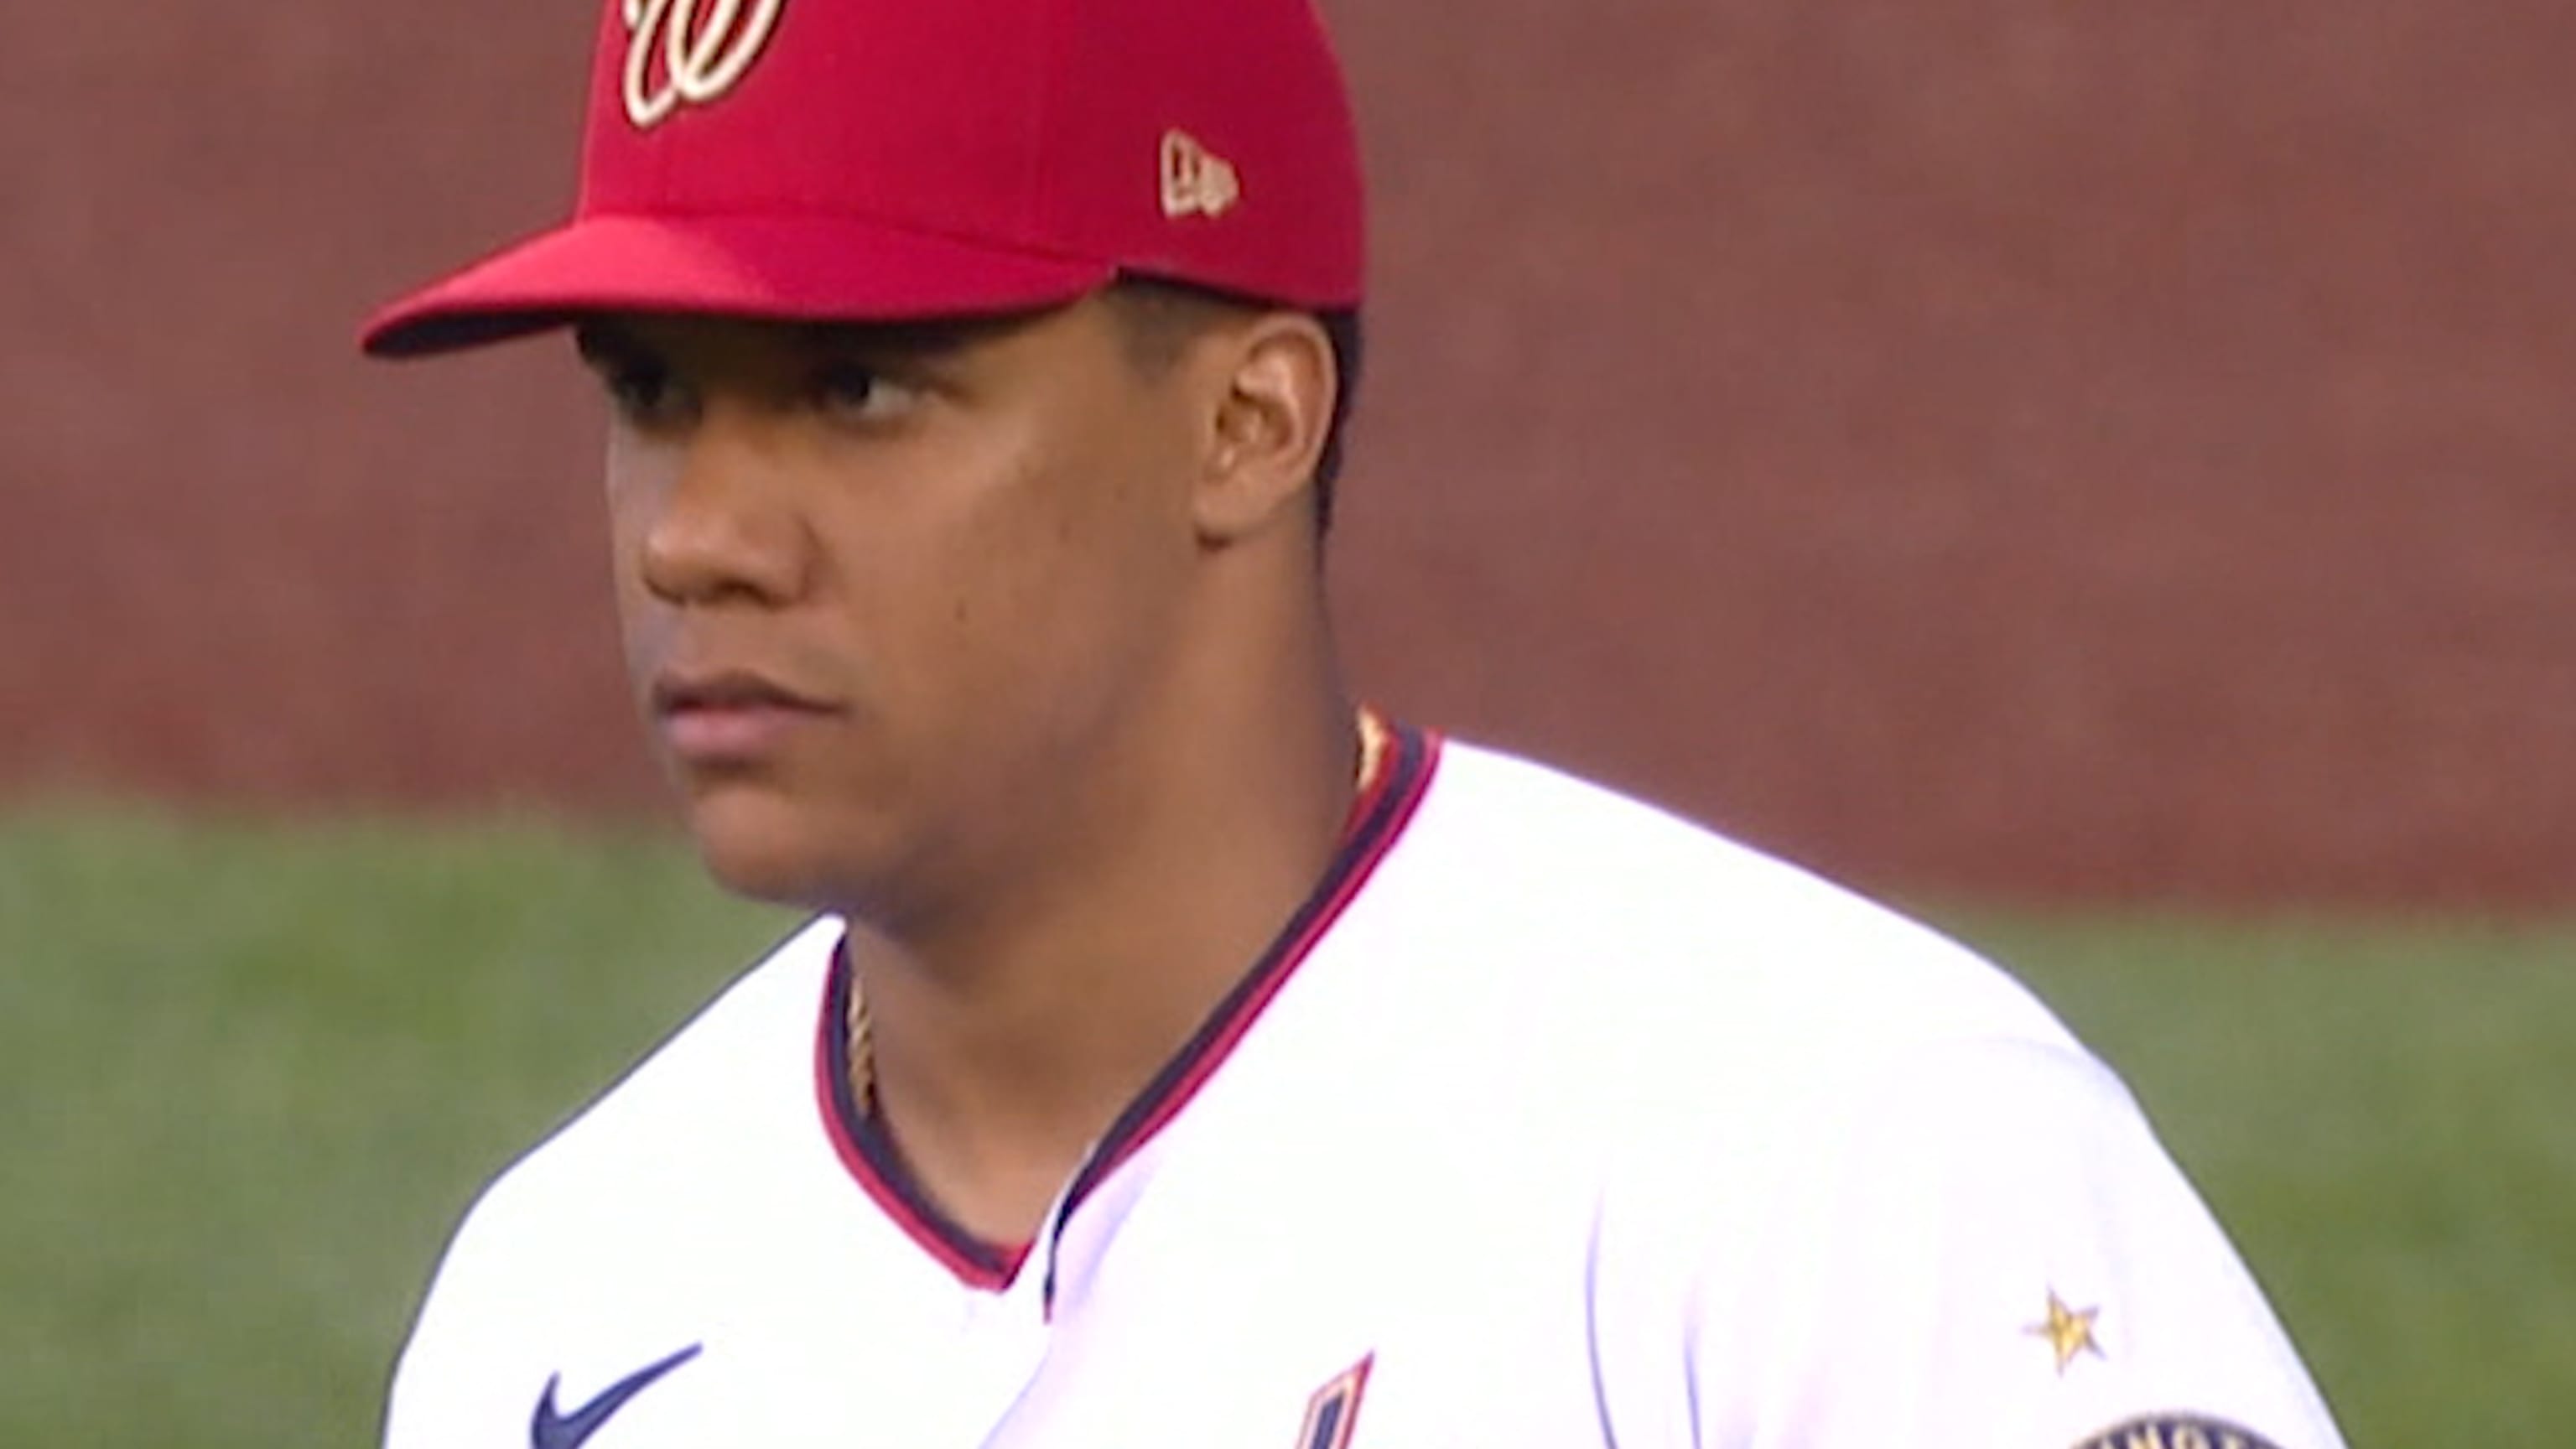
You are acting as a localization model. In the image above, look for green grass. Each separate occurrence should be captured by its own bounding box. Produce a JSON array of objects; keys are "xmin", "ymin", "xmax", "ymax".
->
[
  {"xmin": 1, "ymin": 810, "xmax": 2564, "ymax": 1445},
  {"xmin": 0, "ymin": 808, "xmax": 795, "ymax": 1449},
  {"xmin": 1939, "ymin": 909, "xmax": 2576, "ymax": 1444}
]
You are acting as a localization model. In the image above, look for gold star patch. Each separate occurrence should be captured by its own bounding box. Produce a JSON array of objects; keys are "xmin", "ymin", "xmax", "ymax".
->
[{"xmin": 2026, "ymin": 1288, "xmax": 2105, "ymax": 1375}]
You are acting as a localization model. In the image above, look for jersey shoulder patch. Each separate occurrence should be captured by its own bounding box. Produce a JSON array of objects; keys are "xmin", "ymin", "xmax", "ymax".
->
[{"xmin": 2072, "ymin": 1415, "xmax": 2287, "ymax": 1449}]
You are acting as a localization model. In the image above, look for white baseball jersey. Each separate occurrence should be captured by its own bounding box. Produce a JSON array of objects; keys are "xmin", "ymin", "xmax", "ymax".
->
[{"xmin": 385, "ymin": 726, "xmax": 2346, "ymax": 1449}]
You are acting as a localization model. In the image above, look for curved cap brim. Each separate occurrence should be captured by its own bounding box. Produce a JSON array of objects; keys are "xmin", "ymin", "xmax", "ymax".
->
[{"xmin": 361, "ymin": 212, "xmax": 1119, "ymax": 357}]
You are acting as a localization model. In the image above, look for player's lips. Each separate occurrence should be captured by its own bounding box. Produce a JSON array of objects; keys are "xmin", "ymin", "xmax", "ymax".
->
[{"xmin": 650, "ymin": 668, "xmax": 842, "ymax": 762}]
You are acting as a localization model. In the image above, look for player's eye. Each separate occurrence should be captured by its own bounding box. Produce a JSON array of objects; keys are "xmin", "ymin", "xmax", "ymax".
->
[
  {"xmin": 598, "ymin": 360, "xmax": 697, "ymax": 429},
  {"xmin": 574, "ymin": 326, "xmax": 699, "ymax": 430},
  {"xmin": 807, "ymin": 361, "xmax": 925, "ymax": 429}
]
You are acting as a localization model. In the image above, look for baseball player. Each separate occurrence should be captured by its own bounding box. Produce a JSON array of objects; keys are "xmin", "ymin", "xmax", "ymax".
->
[{"xmin": 362, "ymin": 0, "xmax": 2349, "ymax": 1446}]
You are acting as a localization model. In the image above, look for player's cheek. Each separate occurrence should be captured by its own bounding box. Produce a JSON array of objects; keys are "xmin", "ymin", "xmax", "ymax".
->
[{"xmin": 602, "ymin": 487, "xmax": 670, "ymax": 705}]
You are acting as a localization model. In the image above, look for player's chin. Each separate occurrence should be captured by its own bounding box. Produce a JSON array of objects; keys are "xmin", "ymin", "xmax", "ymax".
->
[{"xmin": 671, "ymin": 774, "xmax": 876, "ymax": 910}]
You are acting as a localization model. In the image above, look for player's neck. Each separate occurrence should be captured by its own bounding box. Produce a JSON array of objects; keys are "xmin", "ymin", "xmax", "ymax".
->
[{"xmin": 845, "ymin": 605, "xmax": 1361, "ymax": 1246}]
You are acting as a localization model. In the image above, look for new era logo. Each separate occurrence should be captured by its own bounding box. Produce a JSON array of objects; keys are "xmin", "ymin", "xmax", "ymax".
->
[{"xmin": 1161, "ymin": 129, "xmax": 1243, "ymax": 220}]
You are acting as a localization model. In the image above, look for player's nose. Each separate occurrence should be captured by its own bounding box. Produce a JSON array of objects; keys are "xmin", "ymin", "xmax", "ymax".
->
[{"xmin": 636, "ymin": 420, "xmax": 815, "ymax": 610}]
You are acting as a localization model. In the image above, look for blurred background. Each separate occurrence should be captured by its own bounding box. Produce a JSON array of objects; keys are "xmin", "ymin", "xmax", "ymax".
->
[{"xmin": 4, "ymin": 0, "xmax": 2571, "ymax": 1442}]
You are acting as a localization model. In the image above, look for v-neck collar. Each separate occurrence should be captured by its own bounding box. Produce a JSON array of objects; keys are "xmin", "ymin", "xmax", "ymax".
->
[{"xmin": 810, "ymin": 719, "xmax": 1442, "ymax": 1291}]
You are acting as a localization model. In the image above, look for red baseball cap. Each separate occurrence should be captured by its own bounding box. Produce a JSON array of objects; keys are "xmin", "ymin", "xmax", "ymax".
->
[{"xmin": 361, "ymin": 0, "xmax": 1365, "ymax": 356}]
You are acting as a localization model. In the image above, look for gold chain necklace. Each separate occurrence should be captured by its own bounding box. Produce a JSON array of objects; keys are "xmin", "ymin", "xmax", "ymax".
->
[{"xmin": 846, "ymin": 709, "xmax": 1389, "ymax": 1119}]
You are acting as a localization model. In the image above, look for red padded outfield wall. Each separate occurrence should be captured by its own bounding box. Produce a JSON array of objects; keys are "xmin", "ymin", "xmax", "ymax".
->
[{"xmin": 4, "ymin": 1, "xmax": 2572, "ymax": 906}]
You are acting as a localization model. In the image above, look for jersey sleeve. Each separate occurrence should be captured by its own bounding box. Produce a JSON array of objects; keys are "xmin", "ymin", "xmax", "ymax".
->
[
  {"xmin": 1596, "ymin": 1034, "xmax": 2348, "ymax": 1449},
  {"xmin": 380, "ymin": 1179, "xmax": 551, "ymax": 1449}
]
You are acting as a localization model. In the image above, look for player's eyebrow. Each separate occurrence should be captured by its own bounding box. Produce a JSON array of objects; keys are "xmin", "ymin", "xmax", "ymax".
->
[
  {"xmin": 568, "ymin": 312, "xmax": 1034, "ymax": 375},
  {"xmin": 787, "ymin": 312, "xmax": 1037, "ymax": 361},
  {"xmin": 571, "ymin": 319, "xmax": 652, "ymax": 371}
]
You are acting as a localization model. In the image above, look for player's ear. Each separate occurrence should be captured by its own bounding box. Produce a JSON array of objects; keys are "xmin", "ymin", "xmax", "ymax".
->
[{"xmin": 1191, "ymin": 311, "xmax": 1336, "ymax": 546}]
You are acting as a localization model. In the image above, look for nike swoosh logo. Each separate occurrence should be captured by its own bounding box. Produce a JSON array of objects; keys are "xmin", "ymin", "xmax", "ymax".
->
[{"xmin": 530, "ymin": 1343, "xmax": 702, "ymax": 1449}]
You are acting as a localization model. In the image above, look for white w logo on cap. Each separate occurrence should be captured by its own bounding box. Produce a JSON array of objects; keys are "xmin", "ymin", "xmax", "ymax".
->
[{"xmin": 623, "ymin": 0, "xmax": 788, "ymax": 129}]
